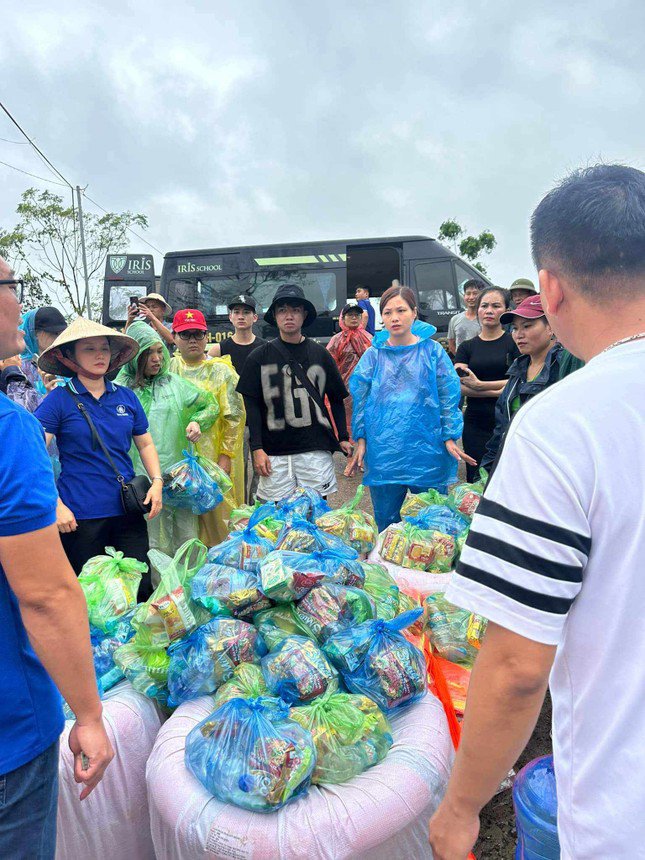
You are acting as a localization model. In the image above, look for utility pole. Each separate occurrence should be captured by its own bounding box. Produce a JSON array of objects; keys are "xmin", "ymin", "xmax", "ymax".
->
[{"xmin": 76, "ymin": 186, "xmax": 92, "ymax": 319}]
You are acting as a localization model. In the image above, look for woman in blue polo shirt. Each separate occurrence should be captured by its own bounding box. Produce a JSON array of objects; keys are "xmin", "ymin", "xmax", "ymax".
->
[{"xmin": 35, "ymin": 318, "xmax": 164, "ymax": 600}]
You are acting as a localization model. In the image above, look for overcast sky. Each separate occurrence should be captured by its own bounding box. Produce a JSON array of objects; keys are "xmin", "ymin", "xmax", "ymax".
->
[{"xmin": 2, "ymin": 0, "xmax": 644, "ymax": 290}]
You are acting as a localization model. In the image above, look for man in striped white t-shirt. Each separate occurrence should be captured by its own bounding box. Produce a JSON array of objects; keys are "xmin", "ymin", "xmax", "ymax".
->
[{"xmin": 429, "ymin": 164, "xmax": 645, "ymax": 860}]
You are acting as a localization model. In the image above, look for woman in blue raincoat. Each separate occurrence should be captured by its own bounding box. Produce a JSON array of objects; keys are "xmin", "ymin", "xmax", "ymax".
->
[
  {"xmin": 20, "ymin": 307, "xmax": 68, "ymax": 399},
  {"xmin": 348, "ymin": 285, "xmax": 475, "ymax": 533}
]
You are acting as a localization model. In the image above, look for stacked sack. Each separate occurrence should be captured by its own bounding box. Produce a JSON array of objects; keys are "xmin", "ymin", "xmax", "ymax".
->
[{"xmin": 109, "ymin": 485, "xmax": 429, "ymax": 814}]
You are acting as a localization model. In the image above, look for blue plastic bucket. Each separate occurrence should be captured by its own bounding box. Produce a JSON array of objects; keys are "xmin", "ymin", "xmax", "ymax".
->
[{"xmin": 513, "ymin": 755, "xmax": 560, "ymax": 859}]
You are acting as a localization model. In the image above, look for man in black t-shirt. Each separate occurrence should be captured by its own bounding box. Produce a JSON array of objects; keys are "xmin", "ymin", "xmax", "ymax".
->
[
  {"xmin": 209, "ymin": 294, "xmax": 267, "ymax": 502},
  {"xmin": 237, "ymin": 284, "xmax": 352, "ymax": 501}
]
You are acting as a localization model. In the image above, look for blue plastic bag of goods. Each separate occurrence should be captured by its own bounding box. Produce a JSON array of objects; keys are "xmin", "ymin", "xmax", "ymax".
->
[
  {"xmin": 184, "ymin": 696, "xmax": 316, "ymax": 812},
  {"xmin": 163, "ymin": 449, "xmax": 230, "ymax": 515},
  {"xmin": 404, "ymin": 504, "xmax": 469, "ymax": 538},
  {"xmin": 323, "ymin": 609, "xmax": 427, "ymax": 714},
  {"xmin": 277, "ymin": 487, "xmax": 331, "ymax": 523},
  {"xmin": 90, "ymin": 609, "xmax": 136, "ymax": 695},
  {"xmin": 295, "ymin": 584, "xmax": 376, "ymax": 643},
  {"xmin": 167, "ymin": 617, "xmax": 266, "ymax": 707},
  {"xmin": 191, "ymin": 562, "xmax": 270, "ymax": 619},
  {"xmin": 259, "ymin": 547, "xmax": 364, "ymax": 603},
  {"xmin": 261, "ymin": 635, "xmax": 339, "ymax": 705},
  {"xmin": 207, "ymin": 507, "xmax": 274, "ymax": 572},
  {"xmin": 275, "ymin": 518, "xmax": 351, "ymax": 554}
]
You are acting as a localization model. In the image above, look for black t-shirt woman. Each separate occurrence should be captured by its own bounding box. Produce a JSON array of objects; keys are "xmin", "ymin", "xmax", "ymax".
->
[{"xmin": 454, "ymin": 287, "xmax": 520, "ymax": 481}]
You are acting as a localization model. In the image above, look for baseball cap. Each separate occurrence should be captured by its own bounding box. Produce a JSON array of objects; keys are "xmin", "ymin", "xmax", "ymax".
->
[
  {"xmin": 34, "ymin": 307, "xmax": 67, "ymax": 334},
  {"xmin": 341, "ymin": 303, "xmax": 363, "ymax": 316},
  {"xmin": 509, "ymin": 278, "xmax": 537, "ymax": 295},
  {"xmin": 228, "ymin": 294, "xmax": 257, "ymax": 312},
  {"xmin": 172, "ymin": 309, "xmax": 208, "ymax": 332},
  {"xmin": 140, "ymin": 292, "xmax": 172, "ymax": 314},
  {"xmin": 500, "ymin": 294, "xmax": 545, "ymax": 324}
]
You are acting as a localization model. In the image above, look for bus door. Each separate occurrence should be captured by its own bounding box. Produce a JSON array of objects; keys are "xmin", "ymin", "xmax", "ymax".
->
[
  {"xmin": 407, "ymin": 257, "xmax": 480, "ymax": 334},
  {"xmin": 346, "ymin": 243, "xmax": 403, "ymax": 331},
  {"xmin": 102, "ymin": 254, "xmax": 155, "ymax": 327}
]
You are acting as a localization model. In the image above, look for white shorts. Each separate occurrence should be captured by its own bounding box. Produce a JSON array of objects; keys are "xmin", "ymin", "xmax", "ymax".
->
[{"xmin": 257, "ymin": 451, "xmax": 337, "ymax": 501}]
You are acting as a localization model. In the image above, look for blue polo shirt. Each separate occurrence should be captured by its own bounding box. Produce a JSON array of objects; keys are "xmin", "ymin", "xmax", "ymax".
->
[
  {"xmin": 357, "ymin": 299, "xmax": 376, "ymax": 335},
  {"xmin": 35, "ymin": 378, "xmax": 148, "ymax": 520},
  {"xmin": 0, "ymin": 394, "xmax": 64, "ymax": 773}
]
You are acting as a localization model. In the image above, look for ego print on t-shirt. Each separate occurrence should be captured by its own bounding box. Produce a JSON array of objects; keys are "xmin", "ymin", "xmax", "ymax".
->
[{"xmin": 261, "ymin": 362, "xmax": 331, "ymax": 431}]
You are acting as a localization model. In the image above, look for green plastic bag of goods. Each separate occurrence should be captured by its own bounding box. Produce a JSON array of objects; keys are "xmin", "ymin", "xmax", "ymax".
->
[
  {"xmin": 212, "ymin": 663, "xmax": 269, "ymax": 709},
  {"xmin": 113, "ymin": 624, "xmax": 171, "ymax": 706},
  {"xmin": 253, "ymin": 604, "xmax": 317, "ymax": 651},
  {"xmin": 361, "ymin": 562, "xmax": 400, "ymax": 621},
  {"xmin": 79, "ymin": 547, "xmax": 146, "ymax": 632},
  {"xmin": 400, "ymin": 487, "xmax": 449, "ymax": 518},
  {"xmin": 132, "ymin": 539, "xmax": 209, "ymax": 647},
  {"xmin": 290, "ymin": 690, "xmax": 392, "ymax": 784}
]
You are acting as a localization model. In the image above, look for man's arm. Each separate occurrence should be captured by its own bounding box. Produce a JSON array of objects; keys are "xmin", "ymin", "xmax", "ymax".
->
[
  {"xmin": 1, "ymin": 525, "xmax": 114, "ymax": 799},
  {"xmin": 208, "ymin": 343, "xmax": 222, "ymax": 358},
  {"xmin": 448, "ymin": 338, "xmax": 457, "ymax": 355},
  {"xmin": 138, "ymin": 304, "xmax": 175, "ymax": 346},
  {"xmin": 428, "ymin": 624, "xmax": 554, "ymax": 859}
]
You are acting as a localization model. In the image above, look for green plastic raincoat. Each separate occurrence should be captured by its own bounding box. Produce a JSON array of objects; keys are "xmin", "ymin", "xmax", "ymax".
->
[
  {"xmin": 116, "ymin": 322, "xmax": 218, "ymax": 568},
  {"xmin": 169, "ymin": 353, "xmax": 246, "ymax": 545}
]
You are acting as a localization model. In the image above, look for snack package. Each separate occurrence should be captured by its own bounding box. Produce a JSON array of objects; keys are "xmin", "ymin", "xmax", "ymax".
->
[
  {"xmin": 253, "ymin": 604, "xmax": 318, "ymax": 651},
  {"xmin": 400, "ymin": 488, "xmax": 449, "ymax": 518},
  {"xmin": 407, "ymin": 504, "xmax": 470, "ymax": 538},
  {"xmin": 167, "ymin": 617, "xmax": 266, "ymax": 707},
  {"xmin": 423, "ymin": 594, "xmax": 482, "ymax": 665},
  {"xmin": 114, "ymin": 624, "xmax": 171, "ymax": 706},
  {"xmin": 90, "ymin": 610, "xmax": 136, "ymax": 695},
  {"xmin": 262, "ymin": 636, "xmax": 339, "ymax": 705},
  {"xmin": 259, "ymin": 547, "xmax": 364, "ymax": 603},
  {"xmin": 162, "ymin": 449, "xmax": 231, "ymax": 515},
  {"xmin": 379, "ymin": 520, "xmax": 455, "ymax": 573},
  {"xmin": 289, "ymin": 691, "xmax": 392, "ymax": 784},
  {"xmin": 207, "ymin": 506, "xmax": 275, "ymax": 572},
  {"xmin": 275, "ymin": 518, "xmax": 351, "ymax": 554},
  {"xmin": 277, "ymin": 487, "xmax": 331, "ymax": 523},
  {"xmin": 315, "ymin": 485, "xmax": 377, "ymax": 555},
  {"xmin": 323, "ymin": 609, "xmax": 427, "ymax": 714},
  {"xmin": 191, "ymin": 562, "xmax": 270, "ymax": 618},
  {"xmin": 296, "ymin": 584, "xmax": 376, "ymax": 643},
  {"xmin": 132, "ymin": 540, "xmax": 209, "ymax": 647},
  {"xmin": 228, "ymin": 501, "xmax": 285, "ymax": 543},
  {"xmin": 212, "ymin": 663, "xmax": 269, "ymax": 709},
  {"xmin": 79, "ymin": 547, "xmax": 146, "ymax": 632},
  {"xmin": 361, "ymin": 562, "xmax": 400, "ymax": 621},
  {"xmin": 185, "ymin": 697, "xmax": 316, "ymax": 812},
  {"xmin": 447, "ymin": 468, "xmax": 487, "ymax": 520}
]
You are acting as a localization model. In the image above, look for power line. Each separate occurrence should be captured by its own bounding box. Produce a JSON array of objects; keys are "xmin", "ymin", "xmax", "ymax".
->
[
  {"xmin": 0, "ymin": 136, "xmax": 28, "ymax": 145},
  {"xmin": 0, "ymin": 100, "xmax": 73, "ymax": 188},
  {"xmin": 83, "ymin": 192, "xmax": 163, "ymax": 255},
  {"xmin": 0, "ymin": 158, "xmax": 69, "ymax": 187}
]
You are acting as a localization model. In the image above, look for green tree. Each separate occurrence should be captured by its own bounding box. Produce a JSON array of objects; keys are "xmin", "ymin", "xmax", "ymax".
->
[
  {"xmin": 1, "ymin": 188, "xmax": 148, "ymax": 316},
  {"xmin": 437, "ymin": 220, "xmax": 497, "ymax": 275}
]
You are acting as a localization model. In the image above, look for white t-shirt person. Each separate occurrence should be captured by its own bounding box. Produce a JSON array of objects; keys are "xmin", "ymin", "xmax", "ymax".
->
[{"xmin": 446, "ymin": 339, "xmax": 645, "ymax": 858}]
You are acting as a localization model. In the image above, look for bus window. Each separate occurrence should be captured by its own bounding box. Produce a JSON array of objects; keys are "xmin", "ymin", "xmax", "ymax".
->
[
  {"xmin": 249, "ymin": 271, "xmax": 337, "ymax": 315},
  {"xmin": 453, "ymin": 260, "xmax": 483, "ymax": 309},
  {"xmin": 347, "ymin": 245, "xmax": 401, "ymax": 298},
  {"xmin": 413, "ymin": 260, "xmax": 458, "ymax": 312},
  {"xmin": 108, "ymin": 284, "xmax": 148, "ymax": 321}
]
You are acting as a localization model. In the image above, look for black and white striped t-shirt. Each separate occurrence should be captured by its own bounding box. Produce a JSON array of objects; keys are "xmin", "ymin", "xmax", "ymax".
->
[{"xmin": 445, "ymin": 340, "xmax": 645, "ymax": 858}]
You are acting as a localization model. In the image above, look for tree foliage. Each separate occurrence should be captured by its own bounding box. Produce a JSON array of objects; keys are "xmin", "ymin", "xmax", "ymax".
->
[
  {"xmin": 0, "ymin": 188, "xmax": 148, "ymax": 316},
  {"xmin": 438, "ymin": 220, "xmax": 497, "ymax": 275}
]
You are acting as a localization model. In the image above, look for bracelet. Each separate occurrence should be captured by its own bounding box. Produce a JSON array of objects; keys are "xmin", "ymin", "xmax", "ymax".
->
[{"xmin": 151, "ymin": 476, "xmax": 163, "ymax": 483}]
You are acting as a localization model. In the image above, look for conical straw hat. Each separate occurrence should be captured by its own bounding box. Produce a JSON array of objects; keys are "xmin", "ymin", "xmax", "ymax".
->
[{"xmin": 38, "ymin": 317, "xmax": 139, "ymax": 377}]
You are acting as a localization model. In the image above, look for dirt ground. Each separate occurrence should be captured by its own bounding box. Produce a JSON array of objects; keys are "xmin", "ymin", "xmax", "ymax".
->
[{"xmin": 328, "ymin": 456, "xmax": 553, "ymax": 860}]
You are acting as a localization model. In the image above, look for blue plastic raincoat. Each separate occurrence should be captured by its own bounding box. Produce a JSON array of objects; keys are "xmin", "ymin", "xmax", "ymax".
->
[
  {"xmin": 349, "ymin": 320, "xmax": 462, "ymax": 488},
  {"xmin": 19, "ymin": 310, "xmax": 47, "ymax": 397}
]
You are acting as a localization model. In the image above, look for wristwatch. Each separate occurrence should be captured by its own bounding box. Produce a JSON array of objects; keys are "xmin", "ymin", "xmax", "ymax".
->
[{"xmin": 151, "ymin": 476, "xmax": 163, "ymax": 483}]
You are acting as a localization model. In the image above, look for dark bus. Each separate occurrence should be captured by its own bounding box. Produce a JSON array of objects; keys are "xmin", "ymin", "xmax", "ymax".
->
[
  {"xmin": 158, "ymin": 236, "xmax": 491, "ymax": 343},
  {"xmin": 102, "ymin": 253, "xmax": 156, "ymax": 327}
]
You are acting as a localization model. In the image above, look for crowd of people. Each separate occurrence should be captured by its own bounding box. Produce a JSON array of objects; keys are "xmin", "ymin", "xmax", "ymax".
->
[{"xmin": 0, "ymin": 162, "xmax": 644, "ymax": 859}]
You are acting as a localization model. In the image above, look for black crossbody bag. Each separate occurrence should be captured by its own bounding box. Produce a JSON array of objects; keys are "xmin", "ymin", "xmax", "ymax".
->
[
  {"xmin": 65, "ymin": 388, "xmax": 152, "ymax": 515},
  {"xmin": 271, "ymin": 338, "xmax": 346, "ymax": 455}
]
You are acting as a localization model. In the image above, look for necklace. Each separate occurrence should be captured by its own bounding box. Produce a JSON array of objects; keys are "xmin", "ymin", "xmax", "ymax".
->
[{"xmin": 601, "ymin": 332, "xmax": 645, "ymax": 354}]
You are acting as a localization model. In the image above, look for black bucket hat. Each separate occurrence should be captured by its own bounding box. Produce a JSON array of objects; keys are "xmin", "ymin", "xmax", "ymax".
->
[{"xmin": 264, "ymin": 283, "xmax": 317, "ymax": 328}]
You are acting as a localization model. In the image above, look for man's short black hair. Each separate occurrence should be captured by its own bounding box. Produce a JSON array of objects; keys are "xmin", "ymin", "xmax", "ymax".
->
[
  {"xmin": 355, "ymin": 284, "xmax": 370, "ymax": 295},
  {"xmin": 462, "ymin": 278, "xmax": 485, "ymax": 292},
  {"xmin": 531, "ymin": 164, "xmax": 645, "ymax": 298}
]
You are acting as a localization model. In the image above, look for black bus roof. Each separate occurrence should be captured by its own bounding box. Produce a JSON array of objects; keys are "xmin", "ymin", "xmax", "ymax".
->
[{"xmin": 164, "ymin": 235, "xmax": 435, "ymax": 258}]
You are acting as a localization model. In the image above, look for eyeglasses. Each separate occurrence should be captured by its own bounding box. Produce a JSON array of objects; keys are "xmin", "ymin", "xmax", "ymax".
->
[
  {"xmin": 0, "ymin": 279, "xmax": 24, "ymax": 303},
  {"xmin": 177, "ymin": 330, "xmax": 207, "ymax": 341}
]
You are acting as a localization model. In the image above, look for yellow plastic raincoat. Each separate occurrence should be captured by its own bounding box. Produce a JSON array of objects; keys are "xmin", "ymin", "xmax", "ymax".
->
[{"xmin": 169, "ymin": 353, "xmax": 245, "ymax": 545}]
